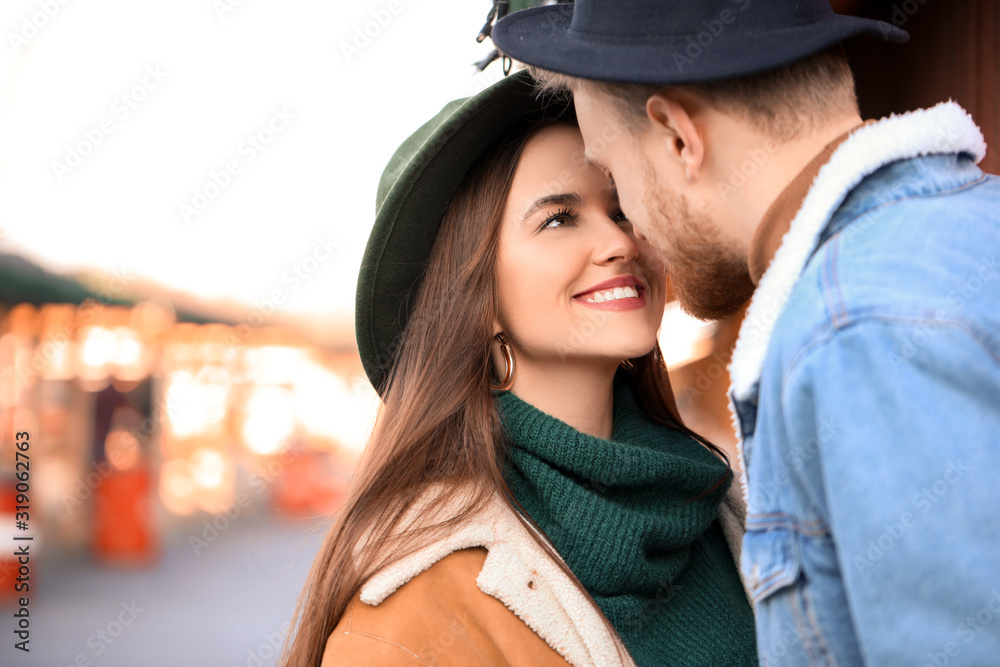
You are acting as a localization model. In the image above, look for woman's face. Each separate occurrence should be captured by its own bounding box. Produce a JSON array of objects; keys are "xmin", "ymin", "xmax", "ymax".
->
[{"xmin": 495, "ymin": 123, "xmax": 667, "ymax": 374}]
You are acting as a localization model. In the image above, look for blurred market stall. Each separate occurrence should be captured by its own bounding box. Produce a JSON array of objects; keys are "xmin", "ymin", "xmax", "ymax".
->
[{"xmin": 0, "ymin": 253, "xmax": 377, "ymax": 605}]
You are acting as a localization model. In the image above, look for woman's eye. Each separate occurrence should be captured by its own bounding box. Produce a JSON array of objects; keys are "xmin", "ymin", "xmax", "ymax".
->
[
  {"xmin": 540, "ymin": 208, "xmax": 575, "ymax": 229},
  {"xmin": 612, "ymin": 209, "xmax": 631, "ymax": 226}
]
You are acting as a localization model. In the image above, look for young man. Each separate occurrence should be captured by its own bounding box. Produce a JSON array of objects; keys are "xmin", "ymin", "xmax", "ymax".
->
[{"xmin": 493, "ymin": 1, "xmax": 1000, "ymax": 664}]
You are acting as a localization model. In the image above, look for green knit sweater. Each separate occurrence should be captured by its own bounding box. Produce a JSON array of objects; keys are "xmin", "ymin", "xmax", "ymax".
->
[{"xmin": 496, "ymin": 377, "xmax": 757, "ymax": 666}]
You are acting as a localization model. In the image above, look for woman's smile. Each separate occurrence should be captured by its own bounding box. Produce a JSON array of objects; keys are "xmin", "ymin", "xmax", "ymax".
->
[{"xmin": 572, "ymin": 274, "xmax": 647, "ymax": 310}]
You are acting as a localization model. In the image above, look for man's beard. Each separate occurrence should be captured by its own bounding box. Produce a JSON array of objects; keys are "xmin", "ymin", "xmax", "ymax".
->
[{"xmin": 645, "ymin": 181, "xmax": 756, "ymax": 321}]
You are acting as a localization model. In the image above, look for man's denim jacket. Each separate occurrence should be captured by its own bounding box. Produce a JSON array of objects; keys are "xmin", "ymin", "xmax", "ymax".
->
[{"xmin": 729, "ymin": 102, "xmax": 1000, "ymax": 666}]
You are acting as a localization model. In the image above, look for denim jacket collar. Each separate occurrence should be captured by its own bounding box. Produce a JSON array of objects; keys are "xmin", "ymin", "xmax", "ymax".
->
[{"xmin": 727, "ymin": 101, "xmax": 987, "ymax": 500}]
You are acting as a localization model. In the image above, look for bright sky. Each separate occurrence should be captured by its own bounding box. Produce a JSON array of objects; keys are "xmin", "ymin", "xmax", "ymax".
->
[{"xmin": 0, "ymin": 0, "xmax": 503, "ymax": 319}]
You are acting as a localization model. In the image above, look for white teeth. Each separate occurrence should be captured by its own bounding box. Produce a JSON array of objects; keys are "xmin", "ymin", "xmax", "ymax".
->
[{"xmin": 584, "ymin": 285, "xmax": 641, "ymax": 303}]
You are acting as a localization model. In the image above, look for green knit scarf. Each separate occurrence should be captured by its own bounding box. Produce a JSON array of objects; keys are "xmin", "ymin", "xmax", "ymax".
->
[{"xmin": 496, "ymin": 376, "xmax": 757, "ymax": 667}]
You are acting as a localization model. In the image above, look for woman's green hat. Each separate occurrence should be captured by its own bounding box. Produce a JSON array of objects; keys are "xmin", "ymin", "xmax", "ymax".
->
[{"xmin": 356, "ymin": 70, "xmax": 569, "ymax": 394}]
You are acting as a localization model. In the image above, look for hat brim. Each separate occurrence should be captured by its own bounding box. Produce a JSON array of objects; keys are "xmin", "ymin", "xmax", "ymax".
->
[
  {"xmin": 492, "ymin": 4, "xmax": 908, "ymax": 84},
  {"xmin": 356, "ymin": 71, "xmax": 571, "ymax": 394}
]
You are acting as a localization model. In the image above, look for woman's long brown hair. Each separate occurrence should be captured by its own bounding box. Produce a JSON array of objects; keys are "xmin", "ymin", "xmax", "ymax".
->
[{"xmin": 280, "ymin": 120, "xmax": 729, "ymax": 666}]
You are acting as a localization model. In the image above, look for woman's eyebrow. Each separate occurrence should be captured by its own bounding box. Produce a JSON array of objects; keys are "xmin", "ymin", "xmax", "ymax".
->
[{"xmin": 522, "ymin": 192, "xmax": 583, "ymax": 222}]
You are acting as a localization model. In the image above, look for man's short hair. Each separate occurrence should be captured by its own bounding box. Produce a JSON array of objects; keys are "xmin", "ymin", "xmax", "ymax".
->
[{"xmin": 531, "ymin": 46, "xmax": 859, "ymax": 141}]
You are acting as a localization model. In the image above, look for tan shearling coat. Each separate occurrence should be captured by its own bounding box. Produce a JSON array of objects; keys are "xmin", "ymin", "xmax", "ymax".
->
[{"xmin": 322, "ymin": 484, "xmax": 749, "ymax": 666}]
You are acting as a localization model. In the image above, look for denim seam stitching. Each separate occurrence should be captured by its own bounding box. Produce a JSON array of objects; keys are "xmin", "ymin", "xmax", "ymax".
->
[
  {"xmin": 745, "ymin": 514, "xmax": 829, "ymax": 536},
  {"xmin": 780, "ymin": 313, "xmax": 1000, "ymax": 403},
  {"xmin": 791, "ymin": 578, "xmax": 823, "ymax": 665},
  {"xmin": 822, "ymin": 239, "xmax": 849, "ymax": 328},
  {"xmin": 830, "ymin": 171, "xmax": 989, "ymax": 234},
  {"xmin": 802, "ymin": 583, "xmax": 838, "ymax": 667}
]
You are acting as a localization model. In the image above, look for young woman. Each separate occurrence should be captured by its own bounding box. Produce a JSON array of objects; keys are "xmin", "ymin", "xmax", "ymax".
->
[{"xmin": 282, "ymin": 71, "xmax": 756, "ymax": 667}]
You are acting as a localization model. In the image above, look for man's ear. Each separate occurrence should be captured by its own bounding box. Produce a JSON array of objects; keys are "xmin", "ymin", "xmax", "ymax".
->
[{"xmin": 645, "ymin": 93, "xmax": 705, "ymax": 182}]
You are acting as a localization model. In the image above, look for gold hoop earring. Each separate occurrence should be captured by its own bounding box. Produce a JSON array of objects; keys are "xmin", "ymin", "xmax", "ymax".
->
[{"xmin": 490, "ymin": 332, "xmax": 515, "ymax": 391}]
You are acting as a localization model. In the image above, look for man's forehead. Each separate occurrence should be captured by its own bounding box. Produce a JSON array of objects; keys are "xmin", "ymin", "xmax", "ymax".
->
[
  {"xmin": 574, "ymin": 96, "xmax": 627, "ymax": 167},
  {"xmin": 583, "ymin": 140, "xmax": 617, "ymax": 172}
]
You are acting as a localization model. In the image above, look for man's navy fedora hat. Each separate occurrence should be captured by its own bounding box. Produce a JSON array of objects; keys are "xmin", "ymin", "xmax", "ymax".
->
[{"xmin": 492, "ymin": 0, "xmax": 909, "ymax": 84}]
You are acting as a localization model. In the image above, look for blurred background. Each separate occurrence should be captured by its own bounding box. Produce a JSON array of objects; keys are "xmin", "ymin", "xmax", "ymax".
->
[{"xmin": 0, "ymin": 0, "xmax": 995, "ymax": 665}]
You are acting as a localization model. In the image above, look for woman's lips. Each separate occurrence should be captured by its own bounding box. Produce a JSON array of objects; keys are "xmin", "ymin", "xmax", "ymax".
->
[
  {"xmin": 574, "ymin": 292, "xmax": 647, "ymax": 311},
  {"xmin": 573, "ymin": 274, "xmax": 647, "ymax": 311}
]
